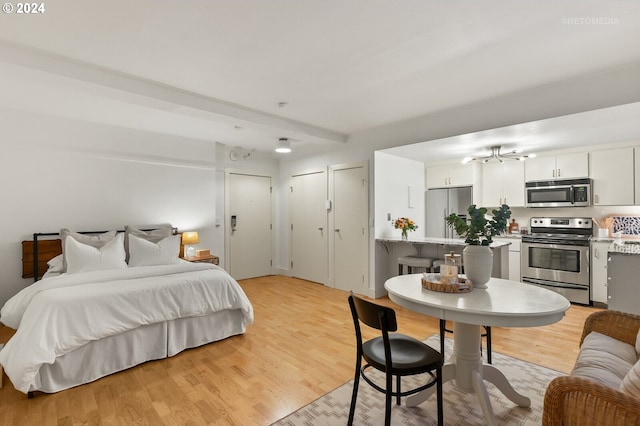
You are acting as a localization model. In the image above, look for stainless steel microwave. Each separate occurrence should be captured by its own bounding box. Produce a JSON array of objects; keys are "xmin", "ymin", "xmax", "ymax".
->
[{"xmin": 525, "ymin": 178, "xmax": 592, "ymax": 207}]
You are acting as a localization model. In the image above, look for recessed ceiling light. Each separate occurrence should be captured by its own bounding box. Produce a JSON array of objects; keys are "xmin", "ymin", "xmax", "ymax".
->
[
  {"xmin": 234, "ymin": 125, "xmax": 243, "ymax": 130},
  {"xmin": 278, "ymin": 101, "xmax": 288, "ymax": 108},
  {"xmin": 275, "ymin": 137, "xmax": 292, "ymax": 153}
]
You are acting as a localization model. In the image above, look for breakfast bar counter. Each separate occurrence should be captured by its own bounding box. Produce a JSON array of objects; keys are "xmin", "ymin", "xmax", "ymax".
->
[
  {"xmin": 374, "ymin": 236, "xmax": 510, "ymax": 297},
  {"xmin": 377, "ymin": 236, "xmax": 511, "ymax": 248}
]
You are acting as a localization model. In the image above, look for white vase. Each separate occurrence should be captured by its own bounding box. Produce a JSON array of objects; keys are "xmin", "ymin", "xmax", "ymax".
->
[{"xmin": 462, "ymin": 245, "xmax": 493, "ymax": 289}]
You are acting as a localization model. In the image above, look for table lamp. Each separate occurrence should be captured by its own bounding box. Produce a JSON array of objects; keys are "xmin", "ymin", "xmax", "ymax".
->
[{"xmin": 182, "ymin": 231, "xmax": 199, "ymax": 257}]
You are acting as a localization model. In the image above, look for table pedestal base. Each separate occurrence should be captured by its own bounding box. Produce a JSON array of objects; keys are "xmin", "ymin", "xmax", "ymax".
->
[{"xmin": 406, "ymin": 323, "xmax": 530, "ymax": 426}]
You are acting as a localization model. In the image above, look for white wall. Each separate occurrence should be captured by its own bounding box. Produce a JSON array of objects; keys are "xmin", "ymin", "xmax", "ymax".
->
[
  {"xmin": 278, "ymin": 62, "xmax": 640, "ymax": 297},
  {"xmin": 0, "ymin": 106, "xmax": 281, "ymax": 307},
  {"xmin": 2, "ymin": 63, "xmax": 639, "ymax": 304},
  {"xmin": 215, "ymin": 143, "xmax": 280, "ymax": 270},
  {"xmin": 0, "ymin": 108, "xmax": 213, "ymax": 306},
  {"xmin": 374, "ymin": 152, "xmax": 425, "ymax": 239},
  {"xmin": 276, "ymin": 142, "xmax": 377, "ymax": 273}
]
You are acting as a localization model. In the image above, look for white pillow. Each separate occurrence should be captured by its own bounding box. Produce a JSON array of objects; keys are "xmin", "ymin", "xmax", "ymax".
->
[
  {"xmin": 636, "ymin": 328, "xmax": 640, "ymax": 356},
  {"xmin": 124, "ymin": 224, "xmax": 173, "ymax": 263},
  {"xmin": 46, "ymin": 254, "xmax": 64, "ymax": 273},
  {"xmin": 620, "ymin": 358, "xmax": 640, "ymax": 398},
  {"xmin": 128, "ymin": 234, "xmax": 180, "ymax": 267},
  {"xmin": 65, "ymin": 233, "xmax": 127, "ymax": 274},
  {"xmin": 60, "ymin": 229, "xmax": 117, "ymax": 272}
]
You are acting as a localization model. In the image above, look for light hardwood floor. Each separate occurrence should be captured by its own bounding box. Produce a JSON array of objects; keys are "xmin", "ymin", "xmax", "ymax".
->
[{"xmin": 0, "ymin": 275, "xmax": 599, "ymax": 425}]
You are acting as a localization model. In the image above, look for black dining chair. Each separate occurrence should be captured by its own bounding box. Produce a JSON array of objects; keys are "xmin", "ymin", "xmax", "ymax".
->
[
  {"xmin": 348, "ymin": 294, "xmax": 444, "ymax": 426},
  {"xmin": 439, "ymin": 319, "xmax": 492, "ymax": 364}
]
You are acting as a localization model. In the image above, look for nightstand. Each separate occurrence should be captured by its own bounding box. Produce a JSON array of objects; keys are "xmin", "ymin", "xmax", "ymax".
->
[{"xmin": 182, "ymin": 254, "xmax": 219, "ymax": 265}]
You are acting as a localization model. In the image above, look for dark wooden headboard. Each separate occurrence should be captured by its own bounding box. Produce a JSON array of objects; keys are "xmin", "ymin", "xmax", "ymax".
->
[{"xmin": 22, "ymin": 238, "xmax": 62, "ymax": 279}]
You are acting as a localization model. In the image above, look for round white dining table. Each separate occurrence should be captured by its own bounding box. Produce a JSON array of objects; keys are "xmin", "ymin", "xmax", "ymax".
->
[{"xmin": 384, "ymin": 274, "xmax": 570, "ymax": 426}]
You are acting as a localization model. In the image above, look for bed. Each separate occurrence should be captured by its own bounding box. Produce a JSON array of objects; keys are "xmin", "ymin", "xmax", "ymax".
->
[{"xmin": 0, "ymin": 226, "xmax": 254, "ymax": 396}]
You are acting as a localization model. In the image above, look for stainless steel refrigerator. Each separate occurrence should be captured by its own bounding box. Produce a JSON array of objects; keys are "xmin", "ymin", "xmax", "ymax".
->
[{"xmin": 426, "ymin": 186, "xmax": 473, "ymax": 238}]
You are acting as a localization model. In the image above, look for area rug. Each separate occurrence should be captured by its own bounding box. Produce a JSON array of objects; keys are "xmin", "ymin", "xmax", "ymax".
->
[{"xmin": 272, "ymin": 335, "xmax": 563, "ymax": 426}]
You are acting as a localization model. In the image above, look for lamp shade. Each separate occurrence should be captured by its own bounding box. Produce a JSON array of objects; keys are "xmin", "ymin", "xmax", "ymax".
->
[{"xmin": 182, "ymin": 231, "xmax": 199, "ymax": 245}]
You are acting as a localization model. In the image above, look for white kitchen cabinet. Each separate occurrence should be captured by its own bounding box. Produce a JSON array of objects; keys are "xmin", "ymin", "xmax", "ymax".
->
[
  {"xmin": 426, "ymin": 163, "xmax": 475, "ymax": 188},
  {"xmin": 590, "ymin": 147, "xmax": 634, "ymax": 206},
  {"xmin": 591, "ymin": 241, "xmax": 609, "ymax": 306},
  {"xmin": 481, "ymin": 161, "xmax": 525, "ymax": 207},
  {"xmin": 525, "ymin": 152, "xmax": 589, "ymax": 181},
  {"xmin": 493, "ymin": 237, "xmax": 521, "ymax": 281}
]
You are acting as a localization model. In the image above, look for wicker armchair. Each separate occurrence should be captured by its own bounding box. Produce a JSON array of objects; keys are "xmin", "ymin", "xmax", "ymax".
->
[{"xmin": 543, "ymin": 310, "xmax": 640, "ymax": 426}]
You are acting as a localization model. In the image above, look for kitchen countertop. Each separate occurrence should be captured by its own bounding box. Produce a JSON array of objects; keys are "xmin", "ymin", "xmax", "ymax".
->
[
  {"xmin": 590, "ymin": 237, "xmax": 617, "ymax": 242},
  {"xmin": 494, "ymin": 234, "xmax": 523, "ymax": 239},
  {"xmin": 376, "ymin": 236, "xmax": 511, "ymax": 248},
  {"xmin": 608, "ymin": 240, "xmax": 640, "ymax": 255}
]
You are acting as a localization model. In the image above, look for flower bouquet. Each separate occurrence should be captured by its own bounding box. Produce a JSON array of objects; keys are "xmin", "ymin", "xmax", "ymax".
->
[{"xmin": 393, "ymin": 217, "xmax": 418, "ymax": 240}]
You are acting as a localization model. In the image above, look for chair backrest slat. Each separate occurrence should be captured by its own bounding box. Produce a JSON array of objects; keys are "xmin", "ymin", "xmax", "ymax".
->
[{"xmin": 349, "ymin": 294, "xmax": 398, "ymax": 332}]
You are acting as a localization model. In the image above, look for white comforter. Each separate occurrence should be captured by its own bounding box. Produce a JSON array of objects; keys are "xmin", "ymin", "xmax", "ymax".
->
[{"xmin": 0, "ymin": 262, "xmax": 253, "ymax": 393}]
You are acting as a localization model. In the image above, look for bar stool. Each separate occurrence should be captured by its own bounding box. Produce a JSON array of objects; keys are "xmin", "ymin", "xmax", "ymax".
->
[
  {"xmin": 397, "ymin": 256, "xmax": 435, "ymax": 275},
  {"xmin": 432, "ymin": 259, "xmax": 445, "ymax": 273}
]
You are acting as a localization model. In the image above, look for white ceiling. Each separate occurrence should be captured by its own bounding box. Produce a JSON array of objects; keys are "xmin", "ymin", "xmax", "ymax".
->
[
  {"xmin": 0, "ymin": 0, "xmax": 639, "ymax": 154},
  {"xmin": 384, "ymin": 101, "xmax": 640, "ymax": 163}
]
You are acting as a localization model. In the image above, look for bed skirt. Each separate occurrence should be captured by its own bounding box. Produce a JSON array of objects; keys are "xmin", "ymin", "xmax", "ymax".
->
[{"xmin": 32, "ymin": 309, "xmax": 246, "ymax": 393}]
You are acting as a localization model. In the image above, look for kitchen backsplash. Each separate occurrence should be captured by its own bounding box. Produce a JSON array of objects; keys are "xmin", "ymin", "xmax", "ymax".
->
[
  {"xmin": 611, "ymin": 216, "xmax": 640, "ymax": 236},
  {"xmin": 507, "ymin": 206, "xmax": 640, "ymax": 236}
]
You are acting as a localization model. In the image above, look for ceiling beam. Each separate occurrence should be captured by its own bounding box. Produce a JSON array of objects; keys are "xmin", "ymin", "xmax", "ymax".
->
[{"xmin": 0, "ymin": 41, "xmax": 348, "ymax": 144}]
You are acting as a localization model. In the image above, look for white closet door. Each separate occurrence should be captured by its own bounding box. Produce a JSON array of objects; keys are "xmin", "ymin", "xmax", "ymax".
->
[
  {"xmin": 290, "ymin": 170, "xmax": 328, "ymax": 284},
  {"xmin": 332, "ymin": 163, "xmax": 368, "ymax": 294}
]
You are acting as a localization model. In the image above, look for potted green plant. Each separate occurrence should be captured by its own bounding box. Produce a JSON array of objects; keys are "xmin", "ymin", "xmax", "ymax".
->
[{"xmin": 446, "ymin": 204, "xmax": 511, "ymax": 288}]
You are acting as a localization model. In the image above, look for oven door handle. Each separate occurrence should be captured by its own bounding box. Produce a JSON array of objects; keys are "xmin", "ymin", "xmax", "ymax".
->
[
  {"xmin": 522, "ymin": 240, "xmax": 589, "ymax": 248},
  {"xmin": 522, "ymin": 277, "xmax": 588, "ymax": 290}
]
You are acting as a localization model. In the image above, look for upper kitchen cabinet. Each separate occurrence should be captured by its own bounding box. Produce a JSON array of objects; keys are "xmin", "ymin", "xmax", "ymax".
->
[
  {"xmin": 590, "ymin": 147, "xmax": 634, "ymax": 206},
  {"xmin": 426, "ymin": 162, "xmax": 476, "ymax": 188},
  {"xmin": 481, "ymin": 161, "xmax": 525, "ymax": 207},
  {"xmin": 524, "ymin": 152, "xmax": 589, "ymax": 181}
]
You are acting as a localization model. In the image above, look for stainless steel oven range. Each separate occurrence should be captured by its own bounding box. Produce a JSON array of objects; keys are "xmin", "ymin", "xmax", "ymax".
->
[{"xmin": 521, "ymin": 217, "xmax": 592, "ymax": 305}]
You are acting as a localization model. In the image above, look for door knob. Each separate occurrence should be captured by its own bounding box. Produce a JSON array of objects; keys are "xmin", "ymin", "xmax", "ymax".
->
[
  {"xmin": 318, "ymin": 227, "xmax": 324, "ymax": 231},
  {"xmin": 334, "ymin": 229, "xmax": 340, "ymax": 232}
]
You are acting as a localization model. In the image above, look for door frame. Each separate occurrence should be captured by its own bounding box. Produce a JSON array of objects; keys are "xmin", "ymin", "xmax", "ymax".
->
[
  {"xmin": 329, "ymin": 161, "xmax": 369, "ymax": 293},
  {"xmin": 224, "ymin": 169, "xmax": 274, "ymax": 275}
]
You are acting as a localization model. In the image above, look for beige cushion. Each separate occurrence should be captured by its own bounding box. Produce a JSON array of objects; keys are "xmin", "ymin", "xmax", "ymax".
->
[
  {"xmin": 398, "ymin": 256, "xmax": 434, "ymax": 268},
  {"xmin": 620, "ymin": 358, "xmax": 640, "ymax": 398},
  {"xmin": 571, "ymin": 331, "xmax": 636, "ymax": 388}
]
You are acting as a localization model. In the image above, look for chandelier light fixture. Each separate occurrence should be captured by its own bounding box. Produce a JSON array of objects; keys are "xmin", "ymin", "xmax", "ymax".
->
[{"xmin": 461, "ymin": 145, "xmax": 535, "ymax": 164}]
